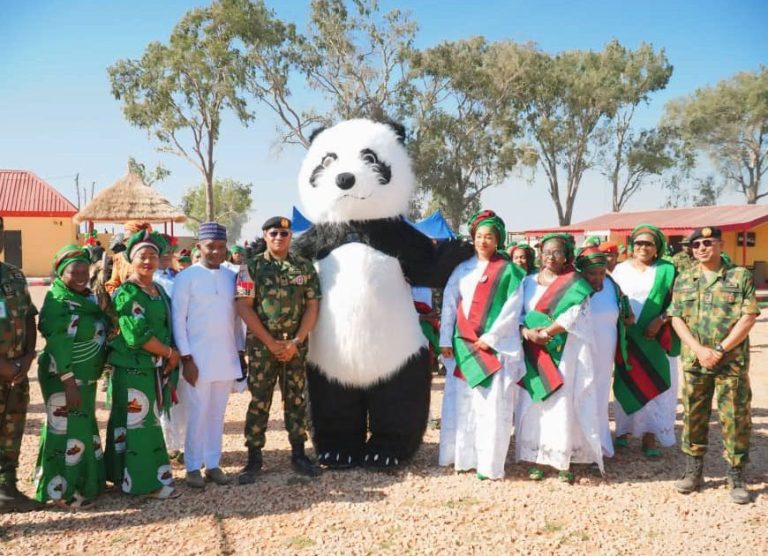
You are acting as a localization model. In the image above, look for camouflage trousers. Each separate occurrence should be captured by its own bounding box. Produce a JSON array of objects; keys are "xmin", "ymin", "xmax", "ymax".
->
[
  {"xmin": 681, "ymin": 369, "xmax": 752, "ymax": 467},
  {"xmin": 0, "ymin": 377, "xmax": 30, "ymax": 480},
  {"xmin": 244, "ymin": 343, "xmax": 308, "ymax": 449}
]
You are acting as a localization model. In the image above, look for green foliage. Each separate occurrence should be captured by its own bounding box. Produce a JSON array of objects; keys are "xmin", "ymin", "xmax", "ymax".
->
[
  {"xmin": 127, "ymin": 156, "xmax": 171, "ymax": 187},
  {"xmin": 665, "ymin": 67, "xmax": 768, "ymax": 203},
  {"xmin": 408, "ymin": 38, "xmax": 533, "ymax": 228},
  {"xmin": 181, "ymin": 178, "xmax": 253, "ymax": 241},
  {"xmin": 513, "ymin": 39, "xmax": 674, "ymax": 224},
  {"xmin": 108, "ymin": 1, "xmax": 257, "ymax": 220}
]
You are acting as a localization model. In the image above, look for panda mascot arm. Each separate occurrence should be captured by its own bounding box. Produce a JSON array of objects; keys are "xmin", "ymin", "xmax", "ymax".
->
[{"xmin": 295, "ymin": 118, "xmax": 468, "ymax": 470}]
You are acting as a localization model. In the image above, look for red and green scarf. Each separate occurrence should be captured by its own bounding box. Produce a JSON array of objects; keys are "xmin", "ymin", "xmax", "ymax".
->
[
  {"xmin": 519, "ymin": 268, "xmax": 593, "ymax": 401},
  {"xmin": 452, "ymin": 255, "xmax": 524, "ymax": 388},
  {"xmin": 613, "ymin": 260, "xmax": 680, "ymax": 414}
]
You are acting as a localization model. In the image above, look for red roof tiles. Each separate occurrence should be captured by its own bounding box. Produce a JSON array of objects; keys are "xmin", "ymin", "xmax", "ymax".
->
[
  {"xmin": 524, "ymin": 205, "xmax": 768, "ymax": 235},
  {"xmin": 0, "ymin": 170, "xmax": 77, "ymax": 217}
]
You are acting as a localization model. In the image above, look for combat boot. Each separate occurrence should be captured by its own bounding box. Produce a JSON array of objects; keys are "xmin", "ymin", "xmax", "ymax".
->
[
  {"xmin": 237, "ymin": 446, "xmax": 263, "ymax": 485},
  {"xmin": 726, "ymin": 466, "xmax": 751, "ymax": 505},
  {"xmin": 291, "ymin": 443, "xmax": 320, "ymax": 478},
  {"xmin": 0, "ymin": 471, "xmax": 44, "ymax": 513},
  {"xmin": 675, "ymin": 455, "xmax": 703, "ymax": 494}
]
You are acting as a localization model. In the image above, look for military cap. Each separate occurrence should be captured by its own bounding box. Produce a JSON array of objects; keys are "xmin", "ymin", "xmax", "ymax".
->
[
  {"xmin": 688, "ymin": 226, "xmax": 722, "ymax": 243},
  {"xmin": 262, "ymin": 216, "xmax": 292, "ymax": 231}
]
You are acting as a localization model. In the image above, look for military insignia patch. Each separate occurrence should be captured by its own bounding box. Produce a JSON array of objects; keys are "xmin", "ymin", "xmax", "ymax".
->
[{"xmin": 702, "ymin": 227, "xmax": 712, "ymax": 238}]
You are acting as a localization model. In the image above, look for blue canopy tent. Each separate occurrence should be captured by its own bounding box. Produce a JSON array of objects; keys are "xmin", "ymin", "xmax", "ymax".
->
[
  {"xmin": 407, "ymin": 210, "xmax": 455, "ymax": 239},
  {"xmin": 290, "ymin": 207, "xmax": 456, "ymax": 239},
  {"xmin": 291, "ymin": 206, "xmax": 314, "ymax": 233}
]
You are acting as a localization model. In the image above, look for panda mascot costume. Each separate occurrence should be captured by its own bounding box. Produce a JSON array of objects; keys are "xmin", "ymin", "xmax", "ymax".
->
[{"xmin": 294, "ymin": 118, "xmax": 472, "ymax": 470}]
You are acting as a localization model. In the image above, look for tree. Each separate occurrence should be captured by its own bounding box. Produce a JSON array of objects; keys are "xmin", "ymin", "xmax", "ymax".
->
[
  {"xmin": 108, "ymin": 2, "xmax": 253, "ymax": 220},
  {"xmin": 408, "ymin": 38, "xmax": 532, "ymax": 228},
  {"xmin": 513, "ymin": 40, "xmax": 674, "ymax": 224},
  {"xmin": 593, "ymin": 43, "xmax": 675, "ymax": 211},
  {"xmin": 232, "ymin": 0, "xmax": 417, "ymax": 148},
  {"xmin": 665, "ymin": 67, "xmax": 768, "ymax": 204},
  {"xmin": 662, "ymin": 174, "xmax": 723, "ymax": 208},
  {"xmin": 127, "ymin": 156, "xmax": 171, "ymax": 187},
  {"xmin": 181, "ymin": 178, "xmax": 253, "ymax": 241}
]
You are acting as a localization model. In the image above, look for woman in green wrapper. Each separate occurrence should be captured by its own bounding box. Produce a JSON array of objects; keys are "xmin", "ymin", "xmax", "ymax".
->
[
  {"xmin": 438, "ymin": 210, "xmax": 525, "ymax": 480},
  {"xmin": 515, "ymin": 233, "xmax": 603, "ymax": 483},
  {"xmin": 611, "ymin": 224, "xmax": 680, "ymax": 458},
  {"xmin": 105, "ymin": 230, "xmax": 182, "ymax": 498},
  {"xmin": 34, "ymin": 245, "xmax": 111, "ymax": 508}
]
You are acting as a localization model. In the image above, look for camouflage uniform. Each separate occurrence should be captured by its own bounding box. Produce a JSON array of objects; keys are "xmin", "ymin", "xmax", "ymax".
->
[
  {"xmin": 235, "ymin": 251, "xmax": 321, "ymax": 449},
  {"xmin": 668, "ymin": 259, "xmax": 759, "ymax": 467},
  {"xmin": 671, "ymin": 250, "xmax": 695, "ymax": 274},
  {"xmin": 0, "ymin": 262, "xmax": 38, "ymax": 484}
]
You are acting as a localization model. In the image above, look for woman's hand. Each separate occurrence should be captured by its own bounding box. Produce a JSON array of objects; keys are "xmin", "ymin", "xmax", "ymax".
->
[
  {"xmin": 525, "ymin": 327, "xmax": 551, "ymax": 345},
  {"xmin": 441, "ymin": 347, "xmax": 454, "ymax": 359},
  {"xmin": 165, "ymin": 349, "xmax": 181, "ymax": 372},
  {"xmin": 644, "ymin": 316, "xmax": 665, "ymax": 339},
  {"xmin": 64, "ymin": 379, "xmax": 82, "ymax": 411},
  {"xmin": 473, "ymin": 339, "xmax": 491, "ymax": 352}
]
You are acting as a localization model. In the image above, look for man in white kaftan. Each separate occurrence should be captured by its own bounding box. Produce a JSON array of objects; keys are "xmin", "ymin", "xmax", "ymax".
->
[{"xmin": 172, "ymin": 222, "xmax": 245, "ymax": 488}]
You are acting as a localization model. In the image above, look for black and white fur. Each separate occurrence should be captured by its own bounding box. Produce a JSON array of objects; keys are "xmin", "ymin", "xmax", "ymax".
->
[{"xmin": 295, "ymin": 119, "xmax": 471, "ymax": 469}]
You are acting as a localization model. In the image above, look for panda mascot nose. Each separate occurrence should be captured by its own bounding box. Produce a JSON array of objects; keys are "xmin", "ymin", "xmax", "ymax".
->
[{"xmin": 335, "ymin": 172, "xmax": 356, "ymax": 190}]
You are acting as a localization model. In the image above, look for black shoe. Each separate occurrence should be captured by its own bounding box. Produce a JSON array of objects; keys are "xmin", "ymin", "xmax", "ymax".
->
[
  {"xmin": 675, "ymin": 455, "xmax": 703, "ymax": 494},
  {"xmin": 291, "ymin": 443, "xmax": 321, "ymax": 478},
  {"xmin": 727, "ymin": 466, "xmax": 751, "ymax": 505},
  {"xmin": 0, "ymin": 482, "xmax": 44, "ymax": 514},
  {"xmin": 237, "ymin": 447, "xmax": 263, "ymax": 485}
]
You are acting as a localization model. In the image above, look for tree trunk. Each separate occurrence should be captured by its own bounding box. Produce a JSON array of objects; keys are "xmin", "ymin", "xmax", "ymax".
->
[{"xmin": 205, "ymin": 173, "xmax": 215, "ymax": 221}]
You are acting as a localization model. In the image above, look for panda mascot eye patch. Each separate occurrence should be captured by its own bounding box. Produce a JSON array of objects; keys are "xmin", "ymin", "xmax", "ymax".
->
[{"xmin": 293, "ymin": 118, "xmax": 474, "ymax": 470}]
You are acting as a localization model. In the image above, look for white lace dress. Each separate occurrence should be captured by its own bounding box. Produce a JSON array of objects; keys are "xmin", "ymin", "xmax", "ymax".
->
[
  {"xmin": 438, "ymin": 256, "xmax": 525, "ymax": 479},
  {"xmin": 589, "ymin": 279, "xmax": 620, "ymax": 457},
  {"xmin": 611, "ymin": 261, "xmax": 678, "ymax": 446},
  {"xmin": 514, "ymin": 274, "xmax": 604, "ymax": 472}
]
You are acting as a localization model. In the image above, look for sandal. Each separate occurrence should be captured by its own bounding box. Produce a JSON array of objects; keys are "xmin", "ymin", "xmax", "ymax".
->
[
  {"xmin": 528, "ymin": 467, "xmax": 545, "ymax": 481},
  {"xmin": 642, "ymin": 447, "xmax": 661, "ymax": 459},
  {"xmin": 146, "ymin": 485, "xmax": 182, "ymax": 499},
  {"xmin": 557, "ymin": 470, "xmax": 575, "ymax": 484}
]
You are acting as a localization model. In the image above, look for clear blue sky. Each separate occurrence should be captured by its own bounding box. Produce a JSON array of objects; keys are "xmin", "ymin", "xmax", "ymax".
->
[{"xmin": 1, "ymin": 0, "xmax": 766, "ymax": 240}]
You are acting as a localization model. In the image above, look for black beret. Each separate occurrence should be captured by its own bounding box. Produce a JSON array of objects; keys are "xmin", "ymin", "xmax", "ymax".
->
[
  {"xmin": 688, "ymin": 226, "xmax": 722, "ymax": 242},
  {"xmin": 262, "ymin": 216, "xmax": 292, "ymax": 231}
]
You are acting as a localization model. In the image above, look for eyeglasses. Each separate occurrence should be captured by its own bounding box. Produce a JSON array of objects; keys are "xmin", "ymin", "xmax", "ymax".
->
[
  {"xmin": 541, "ymin": 249, "xmax": 565, "ymax": 259},
  {"xmin": 267, "ymin": 230, "xmax": 290, "ymax": 238},
  {"xmin": 633, "ymin": 240, "xmax": 655, "ymax": 248},
  {"xmin": 691, "ymin": 239, "xmax": 717, "ymax": 249}
]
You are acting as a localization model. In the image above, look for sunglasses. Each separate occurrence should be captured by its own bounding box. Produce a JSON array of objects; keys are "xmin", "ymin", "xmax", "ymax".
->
[
  {"xmin": 633, "ymin": 240, "xmax": 656, "ymax": 248},
  {"xmin": 267, "ymin": 230, "xmax": 290, "ymax": 238},
  {"xmin": 691, "ymin": 239, "xmax": 717, "ymax": 249}
]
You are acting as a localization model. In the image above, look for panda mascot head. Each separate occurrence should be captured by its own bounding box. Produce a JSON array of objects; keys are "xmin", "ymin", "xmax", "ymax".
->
[{"xmin": 298, "ymin": 119, "xmax": 414, "ymax": 223}]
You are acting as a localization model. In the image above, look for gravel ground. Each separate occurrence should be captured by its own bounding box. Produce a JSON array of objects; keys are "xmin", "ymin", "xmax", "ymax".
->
[{"xmin": 1, "ymin": 287, "xmax": 766, "ymax": 555}]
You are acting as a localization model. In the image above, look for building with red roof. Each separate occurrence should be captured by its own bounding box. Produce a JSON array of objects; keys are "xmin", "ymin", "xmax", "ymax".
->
[
  {"xmin": 1, "ymin": 170, "xmax": 78, "ymax": 276},
  {"xmin": 523, "ymin": 204, "xmax": 768, "ymax": 283}
]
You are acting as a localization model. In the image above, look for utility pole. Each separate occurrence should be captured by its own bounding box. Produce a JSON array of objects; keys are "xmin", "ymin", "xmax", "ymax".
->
[{"xmin": 75, "ymin": 173, "xmax": 80, "ymax": 209}]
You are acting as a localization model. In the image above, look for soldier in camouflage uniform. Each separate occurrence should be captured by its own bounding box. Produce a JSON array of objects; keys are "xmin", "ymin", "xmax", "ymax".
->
[
  {"xmin": 671, "ymin": 236, "xmax": 695, "ymax": 274},
  {"xmin": 0, "ymin": 216, "xmax": 42, "ymax": 513},
  {"xmin": 235, "ymin": 216, "xmax": 321, "ymax": 482},
  {"xmin": 668, "ymin": 226, "xmax": 759, "ymax": 504}
]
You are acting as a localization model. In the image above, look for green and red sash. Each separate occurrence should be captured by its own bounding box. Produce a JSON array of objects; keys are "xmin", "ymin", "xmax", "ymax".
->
[
  {"xmin": 613, "ymin": 260, "xmax": 680, "ymax": 414},
  {"xmin": 519, "ymin": 269, "xmax": 593, "ymax": 401},
  {"xmin": 452, "ymin": 255, "xmax": 524, "ymax": 388}
]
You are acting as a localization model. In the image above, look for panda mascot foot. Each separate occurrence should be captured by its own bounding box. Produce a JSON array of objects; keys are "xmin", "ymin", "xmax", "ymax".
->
[
  {"xmin": 317, "ymin": 450, "xmax": 360, "ymax": 470},
  {"xmin": 362, "ymin": 448, "xmax": 400, "ymax": 471}
]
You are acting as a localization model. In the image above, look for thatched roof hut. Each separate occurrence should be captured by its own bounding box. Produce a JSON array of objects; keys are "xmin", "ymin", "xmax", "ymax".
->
[{"xmin": 73, "ymin": 170, "xmax": 187, "ymax": 224}]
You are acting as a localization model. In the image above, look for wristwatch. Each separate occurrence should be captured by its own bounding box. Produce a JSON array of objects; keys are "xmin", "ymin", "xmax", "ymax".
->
[
  {"xmin": 291, "ymin": 337, "xmax": 303, "ymax": 347},
  {"xmin": 181, "ymin": 354, "xmax": 194, "ymax": 362},
  {"xmin": 714, "ymin": 343, "xmax": 727, "ymax": 355}
]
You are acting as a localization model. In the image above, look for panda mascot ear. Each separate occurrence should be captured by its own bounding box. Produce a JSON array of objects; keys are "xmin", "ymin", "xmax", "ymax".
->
[
  {"xmin": 308, "ymin": 126, "xmax": 327, "ymax": 145},
  {"xmin": 383, "ymin": 119, "xmax": 406, "ymax": 144}
]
